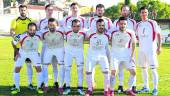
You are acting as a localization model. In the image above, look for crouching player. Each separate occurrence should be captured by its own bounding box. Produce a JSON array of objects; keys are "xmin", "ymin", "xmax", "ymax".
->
[
  {"xmin": 110, "ymin": 17, "xmax": 136, "ymax": 96},
  {"xmin": 11, "ymin": 23, "xmax": 43, "ymax": 94},
  {"xmin": 85, "ymin": 19, "xmax": 110, "ymax": 96}
]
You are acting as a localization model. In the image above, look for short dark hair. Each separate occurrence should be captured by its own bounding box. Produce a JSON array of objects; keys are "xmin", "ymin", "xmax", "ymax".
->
[
  {"xmin": 48, "ymin": 18, "xmax": 56, "ymax": 24},
  {"xmin": 28, "ymin": 22, "xmax": 37, "ymax": 30},
  {"xmin": 72, "ymin": 19, "xmax": 80, "ymax": 26},
  {"xmin": 121, "ymin": 5, "xmax": 131, "ymax": 11},
  {"xmin": 139, "ymin": 6, "xmax": 148, "ymax": 12},
  {"xmin": 96, "ymin": 4, "xmax": 105, "ymax": 9},
  {"xmin": 19, "ymin": 5, "xmax": 27, "ymax": 10},
  {"xmin": 70, "ymin": 2, "xmax": 79, "ymax": 7},
  {"xmin": 118, "ymin": 16, "xmax": 128, "ymax": 22},
  {"xmin": 45, "ymin": 4, "xmax": 53, "ymax": 10},
  {"xmin": 96, "ymin": 19, "xmax": 104, "ymax": 24}
]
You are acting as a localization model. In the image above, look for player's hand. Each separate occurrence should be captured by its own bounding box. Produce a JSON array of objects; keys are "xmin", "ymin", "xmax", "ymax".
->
[{"xmin": 157, "ymin": 47, "xmax": 161, "ymax": 55}]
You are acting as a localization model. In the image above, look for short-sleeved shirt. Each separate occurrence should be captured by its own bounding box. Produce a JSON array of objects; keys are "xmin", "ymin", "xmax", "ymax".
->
[
  {"xmin": 136, "ymin": 19, "xmax": 160, "ymax": 53},
  {"xmin": 111, "ymin": 29, "xmax": 136, "ymax": 58},
  {"xmin": 37, "ymin": 18, "xmax": 48, "ymax": 30},
  {"xmin": 10, "ymin": 17, "xmax": 34, "ymax": 48}
]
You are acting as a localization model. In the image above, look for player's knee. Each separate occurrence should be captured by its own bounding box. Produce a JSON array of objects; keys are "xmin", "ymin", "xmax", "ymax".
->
[
  {"xmin": 111, "ymin": 70, "xmax": 116, "ymax": 76},
  {"xmin": 129, "ymin": 69, "xmax": 136, "ymax": 76},
  {"xmin": 35, "ymin": 66, "xmax": 41, "ymax": 72},
  {"xmin": 15, "ymin": 67, "xmax": 21, "ymax": 73}
]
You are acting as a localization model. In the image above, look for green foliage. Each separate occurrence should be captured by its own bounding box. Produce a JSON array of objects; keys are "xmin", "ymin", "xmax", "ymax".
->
[{"xmin": 105, "ymin": 0, "xmax": 170, "ymax": 20}]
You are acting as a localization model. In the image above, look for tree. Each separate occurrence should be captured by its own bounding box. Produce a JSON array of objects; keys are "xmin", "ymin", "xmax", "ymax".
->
[{"xmin": 125, "ymin": 0, "xmax": 131, "ymax": 5}]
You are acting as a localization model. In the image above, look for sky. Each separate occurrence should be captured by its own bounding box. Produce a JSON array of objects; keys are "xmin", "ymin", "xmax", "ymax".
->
[{"xmin": 77, "ymin": 0, "xmax": 170, "ymax": 8}]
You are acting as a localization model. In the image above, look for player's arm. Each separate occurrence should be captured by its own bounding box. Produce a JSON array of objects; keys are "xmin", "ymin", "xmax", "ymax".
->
[
  {"xmin": 10, "ymin": 19, "xmax": 16, "ymax": 37},
  {"xmin": 106, "ymin": 44, "xmax": 111, "ymax": 64},
  {"xmin": 131, "ymin": 32, "xmax": 136, "ymax": 59},
  {"xmin": 156, "ymin": 24, "xmax": 162, "ymax": 55}
]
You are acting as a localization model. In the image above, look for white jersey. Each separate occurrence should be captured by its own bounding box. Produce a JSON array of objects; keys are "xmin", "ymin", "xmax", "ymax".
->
[
  {"xmin": 88, "ymin": 32, "xmax": 110, "ymax": 54},
  {"xmin": 113, "ymin": 18, "xmax": 136, "ymax": 31},
  {"xmin": 37, "ymin": 18, "xmax": 48, "ymax": 30},
  {"xmin": 39, "ymin": 27, "xmax": 65, "ymax": 49},
  {"xmin": 62, "ymin": 15, "xmax": 86, "ymax": 29},
  {"xmin": 14, "ymin": 33, "xmax": 41, "ymax": 52},
  {"xmin": 65, "ymin": 30, "xmax": 86, "ymax": 49},
  {"xmin": 88, "ymin": 16, "xmax": 113, "ymax": 33},
  {"xmin": 111, "ymin": 30, "xmax": 136, "ymax": 59},
  {"xmin": 136, "ymin": 19, "xmax": 160, "ymax": 53}
]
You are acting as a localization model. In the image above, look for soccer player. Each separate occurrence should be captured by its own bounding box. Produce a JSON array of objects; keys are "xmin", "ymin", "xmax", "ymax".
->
[
  {"xmin": 136, "ymin": 6, "xmax": 161, "ymax": 96},
  {"xmin": 110, "ymin": 17, "xmax": 136, "ymax": 96},
  {"xmin": 10, "ymin": 5, "xmax": 35, "ymax": 90},
  {"xmin": 88, "ymin": 4, "xmax": 113, "ymax": 33},
  {"xmin": 85, "ymin": 19, "xmax": 110, "ymax": 96},
  {"xmin": 38, "ymin": 18, "xmax": 65, "ymax": 93},
  {"xmin": 88, "ymin": 4, "xmax": 113, "ymax": 87},
  {"xmin": 63, "ymin": 19, "xmax": 85, "ymax": 95},
  {"xmin": 11, "ymin": 23, "xmax": 43, "ymax": 94},
  {"xmin": 113, "ymin": 5, "xmax": 137, "ymax": 93},
  {"xmin": 37, "ymin": 4, "xmax": 61, "ymax": 90},
  {"xmin": 62, "ymin": 2, "xmax": 86, "ymax": 29}
]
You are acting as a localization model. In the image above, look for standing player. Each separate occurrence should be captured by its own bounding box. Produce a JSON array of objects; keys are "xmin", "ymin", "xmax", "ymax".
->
[
  {"xmin": 110, "ymin": 17, "xmax": 136, "ymax": 96},
  {"xmin": 63, "ymin": 19, "xmax": 85, "ymax": 95},
  {"xmin": 136, "ymin": 6, "xmax": 161, "ymax": 96},
  {"xmin": 62, "ymin": 2, "xmax": 86, "ymax": 30},
  {"xmin": 88, "ymin": 4, "xmax": 113, "ymax": 87},
  {"xmin": 113, "ymin": 5, "xmax": 137, "ymax": 93},
  {"xmin": 37, "ymin": 4, "xmax": 61, "ymax": 90},
  {"xmin": 85, "ymin": 19, "xmax": 110, "ymax": 96},
  {"xmin": 38, "ymin": 18, "xmax": 65, "ymax": 93},
  {"xmin": 11, "ymin": 23, "xmax": 43, "ymax": 94},
  {"xmin": 10, "ymin": 5, "xmax": 34, "ymax": 90}
]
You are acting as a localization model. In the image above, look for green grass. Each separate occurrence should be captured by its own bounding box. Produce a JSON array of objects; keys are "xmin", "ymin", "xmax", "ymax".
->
[{"xmin": 0, "ymin": 37, "xmax": 170, "ymax": 96}]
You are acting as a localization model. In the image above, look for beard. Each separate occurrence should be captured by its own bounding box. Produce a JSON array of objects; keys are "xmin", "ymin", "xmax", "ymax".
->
[
  {"xmin": 73, "ymin": 30, "xmax": 79, "ymax": 33},
  {"xmin": 29, "ymin": 33, "xmax": 35, "ymax": 37},
  {"xmin": 20, "ymin": 13, "xmax": 26, "ymax": 17},
  {"xmin": 49, "ymin": 28, "xmax": 56, "ymax": 32},
  {"xmin": 98, "ymin": 28, "xmax": 104, "ymax": 33}
]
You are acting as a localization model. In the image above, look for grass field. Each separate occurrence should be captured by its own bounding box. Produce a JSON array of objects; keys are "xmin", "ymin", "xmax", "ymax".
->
[{"xmin": 0, "ymin": 37, "xmax": 170, "ymax": 96}]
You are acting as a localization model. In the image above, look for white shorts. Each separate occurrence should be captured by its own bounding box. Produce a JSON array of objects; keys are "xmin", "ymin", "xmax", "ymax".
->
[
  {"xmin": 64, "ymin": 47, "xmax": 84, "ymax": 67},
  {"xmin": 43, "ymin": 48, "xmax": 64, "ymax": 64},
  {"xmin": 86, "ymin": 51, "xmax": 109, "ymax": 73},
  {"xmin": 138, "ymin": 50, "xmax": 158, "ymax": 68},
  {"xmin": 15, "ymin": 51, "xmax": 41, "ymax": 67}
]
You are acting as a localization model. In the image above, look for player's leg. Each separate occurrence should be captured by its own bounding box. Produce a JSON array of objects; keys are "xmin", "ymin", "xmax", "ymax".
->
[
  {"xmin": 138, "ymin": 51, "xmax": 150, "ymax": 93},
  {"xmin": 75, "ymin": 51, "xmax": 84, "ymax": 95},
  {"xmin": 85, "ymin": 55, "xmax": 96, "ymax": 95},
  {"xmin": 125, "ymin": 60, "xmax": 136, "ymax": 96},
  {"xmin": 11, "ymin": 53, "xmax": 25, "ymax": 94},
  {"xmin": 51, "ymin": 56, "xmax": 59, "ymax": 89},
  {"xmin": 63, "ymin": 52, "xmax": 73, "ymax": 95},
  {"xmin": 100, "ymin": 56, "xmax": 110, "ymax": 96},
  {"xmin": 149, "ymin": 54, "xmax": 159, "ymax": 96},
  {"xmin": 117, "ymin": 63, "xmax": 124, "ymax": 93}
]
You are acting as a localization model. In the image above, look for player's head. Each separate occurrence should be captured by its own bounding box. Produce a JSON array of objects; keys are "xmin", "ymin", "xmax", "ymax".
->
[
  {"xmin": 121, "ymin": 5, "xmax": 130, "ymax": 18},
  {"xmin": 19, "ymin": 5, "xmax": 27, "ymax": 17},
  {"xmin": 96, "ymin": 19, "xmax": 105, "ymax": 34},
  {"xmin": 27, "ymin": 22, "xmax": 37, "ymax": 37},
  {"xmin": 96, "ymin": 4, "xmax": 105, "ymax": 17},
  {"xmin": 72, "ymin": 19, "xmax": 81, "ymax": 33},
  {"xmin": 139, "ymin": 6, "xmax": 148, "ymax": 20},
  {"xmin": 70, "ymin": 2, "xmax": 79, "ymax": 15},
  {"xmin": 45, "ymin": 4, "xmax": 53, "ymax": 18},
  {"xmin": 48, "ymin": 18, "xmax": 58, "ymax": 32},
  {"xmin": 118, "ymin": 16, "xmax": 128, "ymax": 31}
]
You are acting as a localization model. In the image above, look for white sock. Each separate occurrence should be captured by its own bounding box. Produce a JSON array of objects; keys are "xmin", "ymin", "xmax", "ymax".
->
[
  {"xmin": 52, "ymin": 62, "xmax": 58, "ymax": 83},
  {"xmin": 104, "ymin": 73, "xmax": 110, "ymax": 91},
  {"xmin": 86, "ymin": 73, "xmax": 92, "ymax": 91},
  {"xmin": 151, "ymin": 68, "xmax": 158, "ymax": 90},
  {"xmin": 92, "ymin": 68, "xmax": 95, "ymax": 83},
  {"xmin": 133, "ymin": 75, "xmax": 136, "ymax": 86},
  {"xmin": 118, "ymin": 67, "xmax": 124, "ymax": 86},
  {"xmin": 36, "ymin": 72, "xmax": 43, "ymax": 88},
  {"xmin": 14, "ymin": 72, "xmax": 20, "ymax": 89},
  {"xmin": 26, "ymin": 63, "xmax": 33, "ymax": 85},
  {"xmin": 77, "ymin": 65, "xmax": 83, "ymax": 87},
  {"xmin": 42, "ymin": 65, "xmax": 48, "ymax": 87},
  {"xmin": 110, "ymin": 75, "xmax": 116, "ymax": 91},
  {"xmin": 65, "ymin": 66, "xmax": 71, "ymax": 87},
  {"xmin": 59, "ymin": 64, "xmax": 65, "ymax": 87},
  {"xmin": 142, "ymin": 68, "xmax": 149, "ymax": 89},
  {"xmin": 128, "ymin": 74, "xmax": 135, "ymax": 90}
]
